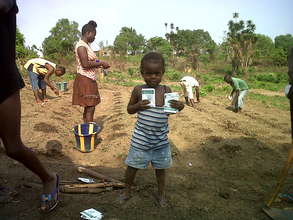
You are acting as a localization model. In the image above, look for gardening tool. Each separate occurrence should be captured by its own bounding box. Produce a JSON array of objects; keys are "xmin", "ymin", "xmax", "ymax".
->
[{"xmin": 263, "ymin": 77, "xmax": 293, "ymax": 219}]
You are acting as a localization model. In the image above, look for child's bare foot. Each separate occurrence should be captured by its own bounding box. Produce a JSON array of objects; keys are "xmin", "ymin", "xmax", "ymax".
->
[
  {"xmin": 43, "ymin": 98, "xmax": 49, "ymax": 102},
  {"xmin": 158, "ymin": 195, "xmax": 168, "ymax": 208},
  {"xmin": 116, "ymin": 191, "xmax": 131, "ymax": 204},
  {"xmin": 153, "ymin": 193, "xmax": 169, "ymax": 208}
]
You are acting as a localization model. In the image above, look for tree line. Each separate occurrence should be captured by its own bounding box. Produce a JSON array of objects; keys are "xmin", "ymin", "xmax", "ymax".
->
[{"xmin": 17, "ymin": 14, "xmax": 293, "ymax": 75}]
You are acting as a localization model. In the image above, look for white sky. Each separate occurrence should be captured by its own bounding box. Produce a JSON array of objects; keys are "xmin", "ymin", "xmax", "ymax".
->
[{"xmin": 17, "ymin": 0, "xmax": 293, "ymax": 51}]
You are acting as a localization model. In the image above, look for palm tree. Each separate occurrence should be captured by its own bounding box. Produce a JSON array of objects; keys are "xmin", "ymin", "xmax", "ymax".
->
[
  {"xmin": 170, "ymin": 23, "xmax": 174, "ymax": 32},
  {"xmin": 164, "ymin": 22, "xmax": 168, "ymax": 33}
]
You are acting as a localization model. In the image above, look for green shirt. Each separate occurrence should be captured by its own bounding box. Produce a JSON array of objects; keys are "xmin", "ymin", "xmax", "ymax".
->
[{"xmin": 232, "ymin": 77, "xmax": 248, "ymax": 91}]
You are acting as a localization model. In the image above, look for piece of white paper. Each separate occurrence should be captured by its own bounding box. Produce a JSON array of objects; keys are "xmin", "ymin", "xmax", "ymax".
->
[
  {"xmin": 142, "ymin": 88, "xmax": 156, "ymax": 107},
  {"xmin": 78, "ymin": 177, "xmax": 95, "ymax": 184},
  {"xmin": 164, "ymin": 92, "xmax": 179, "ymax": 113},
  {"xmin": 80, "ymin": 208, "xmax": 103, "ymax": 220}
]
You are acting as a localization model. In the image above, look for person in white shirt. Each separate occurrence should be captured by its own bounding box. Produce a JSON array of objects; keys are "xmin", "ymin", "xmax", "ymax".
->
[{"xmin": 179, "ymin": 76, "xmax": 200, "ymax": 107}]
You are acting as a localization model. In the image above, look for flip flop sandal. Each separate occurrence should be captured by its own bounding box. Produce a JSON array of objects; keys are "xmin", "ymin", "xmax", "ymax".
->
[
  {"xmin": 279, "ymin": 193, "xmax": 293, "ymax": 203},
  {"xmin": 40, "ymin": 175, "xmax": 60, "ymax": 213}
]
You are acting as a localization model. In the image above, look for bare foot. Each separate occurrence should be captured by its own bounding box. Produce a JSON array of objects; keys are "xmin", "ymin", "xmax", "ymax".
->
[
  {"xmin": 154, "ymin": 193, "xmax": 168, "ymax": 208},
  {"xmin": 116, "ymin": 191, "xmax": 131, "ymax": 204},
  {"xmin": 158, "ymin": 195, "xmax": 168, "ymax": 208}
]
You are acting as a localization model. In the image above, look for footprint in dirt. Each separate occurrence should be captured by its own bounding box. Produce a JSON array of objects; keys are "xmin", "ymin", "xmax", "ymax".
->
[
  {"xmin": 34, "ymin": 122, "xmax": 58, "ymax": 133},
  {"xmin": 219, "ymin": 143, "xmax": 242, "ymax": 158},
  {"xmin": 112, "ymin": 124, "xmax": 124, "ymax": 130}
]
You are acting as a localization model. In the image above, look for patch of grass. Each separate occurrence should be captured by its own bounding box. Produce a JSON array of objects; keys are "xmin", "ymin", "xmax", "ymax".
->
[{"xmin": 248, "ymin": 92, "xmax": 289, "ymax": 111}]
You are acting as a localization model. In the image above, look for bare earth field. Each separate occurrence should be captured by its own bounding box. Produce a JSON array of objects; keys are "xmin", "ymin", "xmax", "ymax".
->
[{"xmin": 0, "ymin": 80, "xmax": 292, "ymax": 220}]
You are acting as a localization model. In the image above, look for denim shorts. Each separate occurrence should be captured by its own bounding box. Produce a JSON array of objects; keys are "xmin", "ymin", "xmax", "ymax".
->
[
  {"xmin": 125, "ymin": 145, "xmax": 172, "ymax": 169},
  {"xmin": 28, "ymin": 71, "xmax": 46, "ymax": 90}
]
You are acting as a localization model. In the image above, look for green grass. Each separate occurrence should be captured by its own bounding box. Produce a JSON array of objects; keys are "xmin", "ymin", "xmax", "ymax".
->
[{"xmin": 248, "ymin": 92, "xmax": 289, "ymax": 111}]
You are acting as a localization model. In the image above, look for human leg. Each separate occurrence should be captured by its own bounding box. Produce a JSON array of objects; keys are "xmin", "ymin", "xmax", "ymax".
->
[
  {"xmin": 28, "ymin": 71, "xmax": 43, "ymax": 103},
  {"xmin": 152, "ymin": 146, "xmax": 171, "ymax": 207},
  {"xmin": 184, "ymin": 97, "xmax": 190, "ymax": 105},
  {"xmin": 84, "ymin": 106, "xmax": 95, "ymax": 123},
  {"xmin": 40, "ymin": 79, "xmax": 47, "ymax": 101},
  {"xmin": 238, "ymin": 90, "xmax": 248, "ymax": 111},
  {"xmin": 155, "ymin": 169, "xmax": 167, "ymax": 207},
  {"xmin": 195, "ymin": 86, "xmax": 200, "ymax": 102},
  {"xmin": 124, "ymin": 166, "xmax": 138, "ymax": 198},
  {"xmin": 0, "ymin": 91, "xmax": 59, "ymax": 211},
  {"xmin": 187, "ymin": 86, "xmax": 195, "ymax": 107}
]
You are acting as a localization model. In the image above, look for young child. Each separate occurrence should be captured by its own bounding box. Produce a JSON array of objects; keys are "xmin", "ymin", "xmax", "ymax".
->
[
  {"xmin": 224, "ymin": 75, "xmax": 249, "ymax": 113},
  {"xmin": 121, "ymin": 52, "xmax": 184, "ymax": 207}
]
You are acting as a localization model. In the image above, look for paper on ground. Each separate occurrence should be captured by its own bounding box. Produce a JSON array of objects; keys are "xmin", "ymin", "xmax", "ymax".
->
[
  {"xmin": 78, "ymin": 177, "xmax": 95, "ymax": 184},
  {"xmin": 80, "ymin": 208, "xmax": 103, "ymax": 220}
]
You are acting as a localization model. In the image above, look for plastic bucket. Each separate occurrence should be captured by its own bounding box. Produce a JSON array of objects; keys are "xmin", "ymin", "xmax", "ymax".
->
[
  {"xmin": 73, "ymin": 123, "xmax": 101, "ymax": 153},
  {"xmin": 56, "ymin": 82, "xmax": 68, "ymax": 91}
]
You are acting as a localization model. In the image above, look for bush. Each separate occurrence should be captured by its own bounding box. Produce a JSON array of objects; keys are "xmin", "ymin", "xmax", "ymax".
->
[
  {"xmin": 254, "ymin": 72, "xmax": 288, "ymax": 83},
  {"xmin": 165, "ymin": 70, "xmax": 183, "ymax": 81}
]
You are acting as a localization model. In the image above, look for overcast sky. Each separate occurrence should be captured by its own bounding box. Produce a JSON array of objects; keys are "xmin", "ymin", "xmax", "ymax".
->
[{"xmin": 17, "ymin": 0, "xmax": 293, "ymax": 51}]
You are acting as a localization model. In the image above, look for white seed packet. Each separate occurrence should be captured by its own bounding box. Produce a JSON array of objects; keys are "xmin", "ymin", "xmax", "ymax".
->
[
  {"xmin": 164, "ymin": 92, "xmax": 179, "ymax": 114},
  {"xmin": 80, "ymin": 208, "xmax": 103, "ymax": 220},
  {"xmin": 142, "ymin": 88, "xmax": 155, "ymax": 107},
  {"xmin": 78, "ymin": 177, "xmax": 95, "ymax": 184}
]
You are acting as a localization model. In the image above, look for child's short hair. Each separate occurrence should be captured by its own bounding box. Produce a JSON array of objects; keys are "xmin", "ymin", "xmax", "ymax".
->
[{"xmin": 140, "ymin": 52, "xmax": 165, "ymax": 74}]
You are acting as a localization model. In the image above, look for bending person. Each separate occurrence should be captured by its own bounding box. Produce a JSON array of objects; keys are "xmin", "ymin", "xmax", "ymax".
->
[
  {"xmin": 224, "ymin": 75, "xmax": 249, "ymax": 113},
  {"xmin": 24, "ymin": 58, "xmax": 65, "ymax": 103},
  {"xmin": 179, "ymin": 76, "xmax": 200, "ymax": 107}
]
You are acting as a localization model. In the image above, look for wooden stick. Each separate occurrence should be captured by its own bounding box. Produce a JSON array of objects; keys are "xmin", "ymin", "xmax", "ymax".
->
[
  {"xmin": 266, "ymin": 96, "xmax": 293, "ymax": 207},
  {"xmin": 77, "ymin": 167, "xmax": 124, "ymax": 184},
  {"xmin": 60, "ymin": 186, "xmax": 111, "ymax": 194},
  {"xmin": 63, "ymin": 182, "xmax": 125, "ymax": 189},
  {"xmin": 266, "ymin": 142, "xmax": 293, "ymax": 207}
]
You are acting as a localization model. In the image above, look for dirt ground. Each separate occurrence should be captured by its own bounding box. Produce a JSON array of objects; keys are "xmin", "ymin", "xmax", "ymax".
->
[{"xmin": 1, "ymin": 79, "xmax": 293, "ymax": 220}]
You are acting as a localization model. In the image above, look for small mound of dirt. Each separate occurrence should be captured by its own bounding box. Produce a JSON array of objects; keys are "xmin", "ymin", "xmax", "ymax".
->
[
  {"xmin": 222, "ymin": 120, "xmax": 238, "ymax": 130},
  {"xmin": 208, "ymin": 136, "xmax": 223, "ymax": 143},
  {"xmin": 45, "ymin": 140, "xmax": 63, "ymax": 156},
  {"xmin": 219, "ymin": 143, "xmax": 242, "ymax": 156},
  {"xmin": 34, "ymin": 122, "xmax": 58, "ymax": 133},
  {"xmin": 112, "ymin": 124, "xmax": 124, "ymax": 130}
]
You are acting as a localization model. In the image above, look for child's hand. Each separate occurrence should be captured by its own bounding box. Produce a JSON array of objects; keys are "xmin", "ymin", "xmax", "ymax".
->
[
  {"xmin": 136, "ymin": 100, "xmax": 151, "ymax": 111},
  {"xmin": 170, "ymin": 100, "xmax": 184, "ymax": 111}
]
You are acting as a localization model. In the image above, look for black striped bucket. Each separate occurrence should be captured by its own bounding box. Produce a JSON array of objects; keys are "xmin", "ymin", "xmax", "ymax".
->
[{"xmin": 73, "ymin": 123, "xmax": 101, "ymax": 153}]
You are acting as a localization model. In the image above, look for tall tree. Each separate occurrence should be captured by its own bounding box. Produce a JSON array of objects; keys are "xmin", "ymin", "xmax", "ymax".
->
[
  {"xmin": 42, "ymin": 18, "xmax": 80, "ymax": 60},
  {"xmin": 146, "ymin": 37, "xmax": 172, "ymax": 57},
  {"xmin": 16, "ymin": 28, "xmax": 38, "ymax": 59},
  {"xmin": 113, "ymin": 27, "xmax": 145, "ymax": 55},
  {"xmin": 172, "ymin": 29, "xmax": 216, "ymax": 70},
  {"xmin": 164, "ymin": 22, "xmax": 168, "ymax": 33},
  {"xmin": 226, "ymin": 13, "xmax": 257, "ymax": 75},
  {"xmin": 275, "ymin": 34, "xmax": 293, "ymax": 55},
  {"xmin": 253, "ymin": 34, "xmax": 274, "ymax": 64}
]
